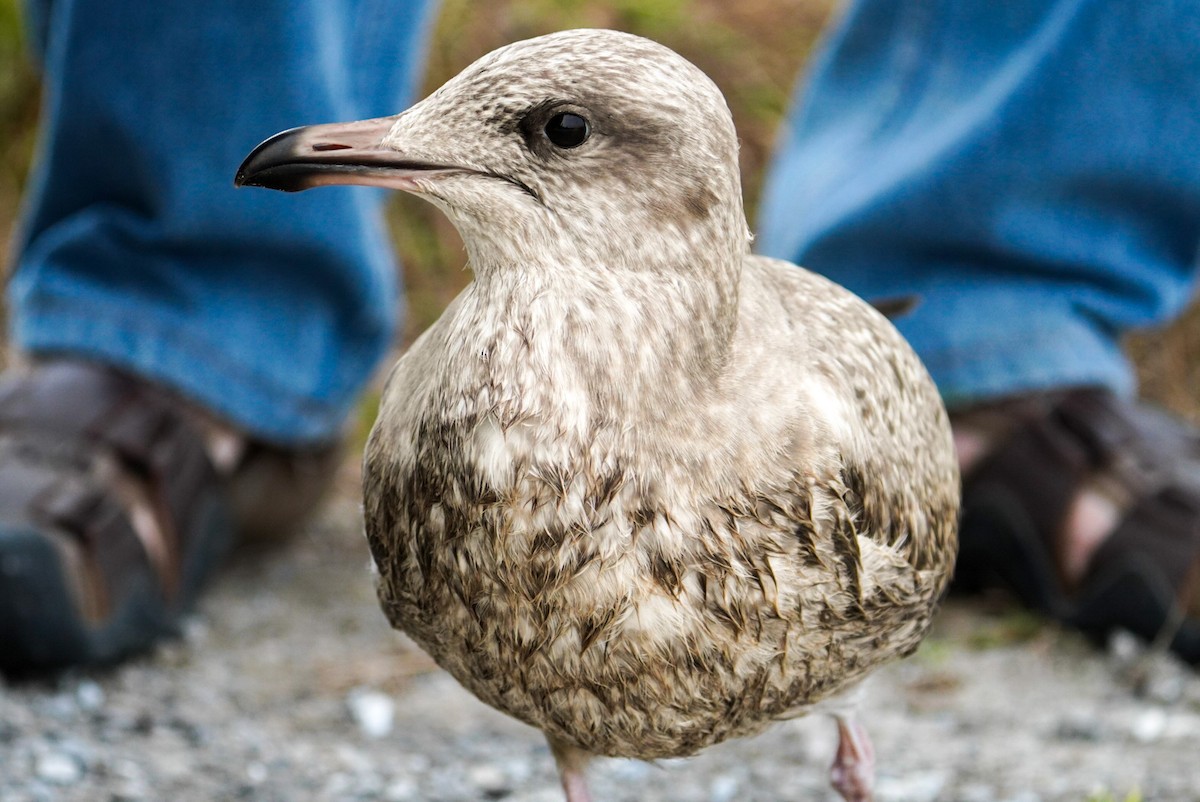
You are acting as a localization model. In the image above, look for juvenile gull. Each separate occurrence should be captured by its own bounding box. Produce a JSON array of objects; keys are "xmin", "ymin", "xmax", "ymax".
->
[{"xmin": 237, "ymin": 29, "xmax": 959, "ymax": 802}]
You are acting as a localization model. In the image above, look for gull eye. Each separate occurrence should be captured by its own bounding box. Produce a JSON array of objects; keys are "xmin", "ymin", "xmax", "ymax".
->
[{"xmin": 544, "ymin": 112, "xmax": 590, "ymax": 148}]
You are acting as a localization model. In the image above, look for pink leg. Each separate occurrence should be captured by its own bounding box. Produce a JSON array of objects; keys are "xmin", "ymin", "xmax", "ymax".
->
[
  {"xmin": 830, "ymin": 715, "xmax": 875, "ymax": 802},
  {"xmin": 548, "ymin": 736, "xmax": 594, "ymax": 802}
]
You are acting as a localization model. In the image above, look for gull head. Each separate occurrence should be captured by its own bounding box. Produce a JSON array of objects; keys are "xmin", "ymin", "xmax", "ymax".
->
[{"xmin": 236, "ymin": 29, "xmax": 750, "ymax": 275}]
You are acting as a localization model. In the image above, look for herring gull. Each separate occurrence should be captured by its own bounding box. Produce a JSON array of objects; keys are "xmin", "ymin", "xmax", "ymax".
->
[{"xmin": 236, "ymin": 28, "xmax": 959, "ymax": 802}]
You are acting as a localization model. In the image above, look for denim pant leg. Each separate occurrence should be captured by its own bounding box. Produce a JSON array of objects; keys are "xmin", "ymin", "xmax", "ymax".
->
[
  {"xmin": 758, "ymin": 0, "xmax": 1200, "ymax": 410},
  {"xmin": 10, "ymin": 0, "xmax": 438, "ymax": 443}
]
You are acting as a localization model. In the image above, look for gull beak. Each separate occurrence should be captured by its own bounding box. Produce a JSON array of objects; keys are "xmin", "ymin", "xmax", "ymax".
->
[{"xmin": 234, "ymin": 116, "xmax": 457, "ymax": 193}]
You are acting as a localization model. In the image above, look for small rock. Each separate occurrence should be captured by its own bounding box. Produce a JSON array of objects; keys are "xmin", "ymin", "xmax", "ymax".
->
[
  {"xmin": 508, "ymin": 790, "xmax": 561, "ymax": 802},
  {"xmin": 35, "ymin": 750, "xmax": 83, "ymax": 786},
  {"xmin": 8, "ymin": 786, "xmax": 54, "ymax": 802},
  {"xmin": 1107, "ymin": 630, "xmax": 1142, "ymax": 664},
  {"xmin": 1054, "ymin": 713, "xmax": 1101, "ymax": 741},
  {"xmin": 322, "ymin": 772, "xmax": 354, "ymax": 797},
  {"xmin": 396, "ymin": 753, "xmax": 431, "ymax": 774},
  {"xmin": 607, "ymin": 759, "xmax": 651, "ymax": 781},
  {"xmin": 874, "ymin": 770, "xmax": 948, "ymax": 802},
  {"xmin": 958, "ymin": 783, "xmax": 997, "ymax": 802},
  {"xmin": 130, "ymin": 711, "xmax": 155, "ymax": 735},
  {"xmin": 155, "ymin": 640, "xmax": 192, "ymax": 667},
  {"xmin": 347, "ymin": 687, "xmax": 395, "ymax": 739},
  {"xmin": 505, "ymin": 756, "xmax": 533, "ymax": 783},
  {"xmin": 350, "ymin": 771, "xmax": 385, "ymax": 797},
  {"xmin": 246, "ymin": 762, "xmax": 268, "ymax": 784},
  {"xmin": 383, "ymin": 777, "xmax": 420, "ymax": 802},
  {"xmin": 335, "ymin": 744, "xmax": 374, "ymax": 774},
  {"xmin": 109, "ymin": 769, "xmax": 150, "ymax": 799},
  {"xmin": 1000, "ymin": 793, "xmax": 1042, "ymax": 802},
  {"xmin": 181, "ymin": 616, "xmax": 210, "ymax": 645},
  {"xmin": 1165, "ymin": 712, "xmax": 1200, "ymax": 739},
  {"xmin": 709, "ymin": 772, "xmax": 740, "ymax": 802},
  {"xmin": 39, "ymin": 693, "xmax": 76, "ymax": 721},
  {"xmin": 468, "ymin": 763, "xmax": 511, "ymax": 796},
  {"xmin": 168, "ymin": 715, "xmax": 208, "ymax": 747},
  {"xmin": 1141, "ymin": 665, "xmax": 1186, "ymax": 705},
  {"xmin": 75, "ymin": 680, "xmax": 105, "ymax": 712},
  {"xmin": 154, "ymin": 750, "xmax": 196, "ymax": 782},
  {"xmin": 1131, "ymin": 708, "xmax": 1167, "ymax": 743},
  {"xmin": 111, "ymin": 757, "xmax": 146, "ymax": 782}
]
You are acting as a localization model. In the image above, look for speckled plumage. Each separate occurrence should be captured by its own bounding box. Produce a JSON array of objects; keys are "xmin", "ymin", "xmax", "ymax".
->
[{"xmin": 240, "ymin": 28, "xmax": 959, "ymax": 800}]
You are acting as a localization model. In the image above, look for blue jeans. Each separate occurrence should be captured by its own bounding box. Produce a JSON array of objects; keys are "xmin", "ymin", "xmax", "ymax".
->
[
  {"xmin": 759, "ymin": 0, "xmax": 1200, "ymax": 410},
  {"xmin": 15, "ymin": 1, "xmax": 1199, "ymax": 442},
  {"xmin": 11, "ymin": 0, "xmax": 437, "ymax": 443}
]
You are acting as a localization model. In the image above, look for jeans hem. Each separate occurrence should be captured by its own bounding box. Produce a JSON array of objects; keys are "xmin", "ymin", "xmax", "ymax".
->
[
  {"xmin": 912, "ymin": 316, "xmax": 1136, "ymax": 410},
  {"xmin": 12, "ymin": 292, "xmax": 359, "ymax": 444}
]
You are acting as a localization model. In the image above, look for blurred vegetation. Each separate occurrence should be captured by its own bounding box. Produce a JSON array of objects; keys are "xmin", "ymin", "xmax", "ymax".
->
[
  {"xmin": 0, "ymin": 0, "xmax": 38, "ymax": 245},
  {"xmin": 0, "ymin": 0, "xmax": 1195, "ymax": 421},
  {"xmin": 1086, "ymin": 790, "xmax": 1143, "ymax": 802}
]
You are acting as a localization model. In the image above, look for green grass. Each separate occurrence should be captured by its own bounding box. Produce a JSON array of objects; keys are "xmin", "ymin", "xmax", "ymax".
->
[
  {"xmin": 966, "ymin": 608, "xmax": 1047, "ymax": 651},
  {"xmin": 1086, "ymin": 789, "xmax": 1143, "ymax": 802},
  {"xmin": 0, "ymin": 0, "xmax": 38, "ymax": 212}
]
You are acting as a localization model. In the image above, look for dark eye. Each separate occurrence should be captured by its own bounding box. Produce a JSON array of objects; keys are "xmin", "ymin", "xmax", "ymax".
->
[{"xmin": 544, "ymin": 112, "xmax": 590, "ymax": 148}]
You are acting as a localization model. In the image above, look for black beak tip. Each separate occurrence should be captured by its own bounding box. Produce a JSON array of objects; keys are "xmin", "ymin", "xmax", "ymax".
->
[
  {"xmin": 233, "ymin": 165, "xmax": 273, "ymax": 189},
  {"xmin": 234, "ymin": 126, "xmax": 310, "ymax": 191}
]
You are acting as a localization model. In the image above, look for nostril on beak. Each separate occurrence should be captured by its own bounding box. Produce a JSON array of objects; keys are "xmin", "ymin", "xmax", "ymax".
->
[{"xmin": 312, "ymin": 142, "xmax": 352, "ymax": 152}]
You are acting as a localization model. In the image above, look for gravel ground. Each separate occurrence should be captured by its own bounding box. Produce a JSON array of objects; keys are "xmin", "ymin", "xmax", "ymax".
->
[{"xmin": 2, "ymin": 496, "xmax": 1199, "ymax": 802}]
